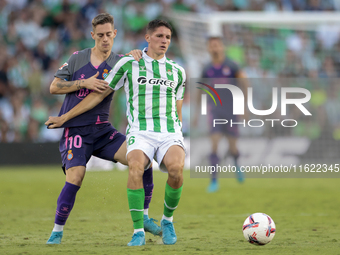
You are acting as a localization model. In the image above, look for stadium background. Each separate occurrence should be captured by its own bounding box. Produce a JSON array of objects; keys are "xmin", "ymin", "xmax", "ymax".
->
[
  {"xmin": 1, "ymin": 0, "xmax": 340, "ymax": 254},
  {"xmin": 1, "ymin": 0, "xmax": 340, "ymax": 166},
  {"xmin": 1, "ymin": 0, "xmax": 340, "ymax": 144}
]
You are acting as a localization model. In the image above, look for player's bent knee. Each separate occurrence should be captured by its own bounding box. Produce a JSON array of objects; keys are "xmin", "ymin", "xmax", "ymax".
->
[
  {"xmin": 128, "ymin": 165, "xmax": 144, "ymax": 184},
  {"xmin": 167, "ymin": 161, "xmax": 184, "ymax": 172},
  {"xmin": 168, "ymin": 170, "xmax": 182, "ymax": 180},
  {"xmin": 129, "ymin": 169, "xmax": 144, "ymax": 180},
  {"xmin": 167, "ymin": 162, "xmax": 184, "ymax": 180},
  {"xmin": 66, "ymin": 174, "xmax": 84, "ymax": 186},
  {"xmin": 128, "ymin": 160, "xmax": 145, "ymax": 173}
]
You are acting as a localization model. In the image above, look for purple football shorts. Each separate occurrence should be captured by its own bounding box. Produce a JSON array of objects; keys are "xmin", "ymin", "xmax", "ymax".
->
[{"xmin": 59, "ymin": 123, "xmax": 125, "ymax": 173}]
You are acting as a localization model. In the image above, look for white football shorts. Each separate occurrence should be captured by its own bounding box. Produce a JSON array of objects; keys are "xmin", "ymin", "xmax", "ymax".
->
[{"xmin": 126, "ymin": 131, "xmax": 186, "ymax": 173}]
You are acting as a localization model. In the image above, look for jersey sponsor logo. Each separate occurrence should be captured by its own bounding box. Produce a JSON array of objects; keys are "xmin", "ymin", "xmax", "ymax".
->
[
  {"xmin": 102, "ymin": 69, "xmax": 109, "ymax": 79},
  {"xmin": 59, "ymin": 62, "xmax": 68, "ymax": 70},
  {"xmin": 137, "ymin": 76, "xmax": 147, "ymax": 84},
  {"xmin": 67, "ymin": 150, "xmax": 73, "ymax": 160},
  {"xmin": 76, "ymin": 88, "xmax": 92, "ymax": 99},
  {"xmin": 137, "ymin": 76, "xmax": 177, "ymax": 88}
]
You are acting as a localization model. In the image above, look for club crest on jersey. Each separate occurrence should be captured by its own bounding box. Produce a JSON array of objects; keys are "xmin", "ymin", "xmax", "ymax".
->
[
  {"xmin": 67, "ymin": 150, "xmax": 73, "ymax": 160},
  {"xmin": 102, "ymin": 69, "xmax": 109, "ymax": 79},
  {"xmin": 167, "ymin": 69, "xmax": 173, "ymax": 76},
  {"xmin": 222, "ymin": 66, "xmax": 231, "ymax": 76},
  {"xmin": 59, "ymin": 62, "xmax": 68, "ymax": 70}
]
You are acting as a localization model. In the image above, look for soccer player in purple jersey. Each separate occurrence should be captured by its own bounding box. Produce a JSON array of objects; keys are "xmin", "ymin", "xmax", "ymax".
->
[
  {"xmin": 46, "ymin": 19, "xmax": 186, "ymax": 247},
  {"xmin": 200, "ymin": 37, "xmax": 248, "ymax": 193},
  {"xmin": 45, "ymin": 13, "xmax": 160, "ymax": 245}
]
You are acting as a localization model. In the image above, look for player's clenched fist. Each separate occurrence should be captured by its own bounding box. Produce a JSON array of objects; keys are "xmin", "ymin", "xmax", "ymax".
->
[{"xmin": 45, "ymin": 115, "xmax": 66, "ymax": 129}]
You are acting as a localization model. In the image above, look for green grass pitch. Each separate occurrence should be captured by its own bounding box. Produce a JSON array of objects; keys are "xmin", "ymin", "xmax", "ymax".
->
[{"xmin": 0, "ymin": 166, "xmax": 339, "ymax": 254}]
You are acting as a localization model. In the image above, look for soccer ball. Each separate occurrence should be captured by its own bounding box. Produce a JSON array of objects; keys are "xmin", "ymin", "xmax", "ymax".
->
[{"xmin": 242, "ymin": 212, "xmax": 276, "ymax": 245}]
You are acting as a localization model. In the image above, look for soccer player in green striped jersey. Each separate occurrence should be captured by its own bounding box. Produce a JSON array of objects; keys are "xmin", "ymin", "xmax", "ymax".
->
[
  {"xmin": 107, "ymin": 20, "xmax": 186, "ymax": 246},
  {"xmin": 44, "ymin": 20, "xmax": 186, "ymax": 246}
]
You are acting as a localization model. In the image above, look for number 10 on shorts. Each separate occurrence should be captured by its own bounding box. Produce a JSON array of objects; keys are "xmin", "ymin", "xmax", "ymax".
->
[{"xmin": 66, "ymin": 135, "xmax": 82, "ymax": 149}]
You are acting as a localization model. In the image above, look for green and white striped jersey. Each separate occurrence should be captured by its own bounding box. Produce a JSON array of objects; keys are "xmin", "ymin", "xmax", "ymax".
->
[{"xmin": 106, "ymin": 48, "xmax": 186, "ymax": 135}]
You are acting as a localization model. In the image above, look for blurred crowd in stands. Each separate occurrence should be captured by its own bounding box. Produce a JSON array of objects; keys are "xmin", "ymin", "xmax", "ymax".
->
[
  {"xmin": 220, "ymin": 22, "xmax": 340, "ymax": 140},
  {"xmin": 0, "ymin": 0, "xmax": 340, "ymax": 143}
]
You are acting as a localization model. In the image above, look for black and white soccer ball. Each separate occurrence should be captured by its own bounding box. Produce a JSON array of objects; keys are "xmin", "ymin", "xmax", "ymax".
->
[{"xmin": 242, "ymin": 212, "xmax": 276, "ymax": 245}]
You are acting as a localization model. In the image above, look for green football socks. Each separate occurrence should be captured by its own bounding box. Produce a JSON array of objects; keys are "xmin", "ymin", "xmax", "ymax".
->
[
  {"xmin": 127, "ymin": 188, "xmax": 145, "ymax": 229},
  {"xmin": 163, "ymin": 183, "xmax": 183, "ymax": 218}
]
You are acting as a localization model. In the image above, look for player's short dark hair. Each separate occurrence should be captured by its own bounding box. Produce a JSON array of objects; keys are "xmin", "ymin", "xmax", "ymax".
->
[
  {"xmin": 146, "ymin": 19, "xmax": 173, "ymax": 34},
  {"xmin": 92, "ymin": 13, "xmax": 114, "ymax": 31}
]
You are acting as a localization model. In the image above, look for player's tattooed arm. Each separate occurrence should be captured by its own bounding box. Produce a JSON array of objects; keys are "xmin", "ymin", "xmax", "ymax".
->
[
  {"xmin": 57, "ymin": 79, "xmax": 85, "ymax": 90},
  {"xmin": 45, "ymin": 88, "xmax": 112, "ymax": 129},
  {"xmin": 50, "ymin": 72, "xmax": 109, "ymax": 95},
  {"xmin": 75, "ymin": 80, "xmax": 84, "ymax": 90}
]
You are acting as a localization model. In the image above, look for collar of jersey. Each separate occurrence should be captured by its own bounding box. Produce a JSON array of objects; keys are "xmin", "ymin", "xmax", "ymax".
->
[{"xmin": 142, "ymin": 47, "xmax": 166, "ymax": 64}]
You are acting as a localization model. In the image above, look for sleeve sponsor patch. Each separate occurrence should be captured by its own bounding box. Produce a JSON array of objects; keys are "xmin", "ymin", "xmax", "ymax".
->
[{"xmin": 59, "ymin": 62, "xmax": 68, "ymax": 70}]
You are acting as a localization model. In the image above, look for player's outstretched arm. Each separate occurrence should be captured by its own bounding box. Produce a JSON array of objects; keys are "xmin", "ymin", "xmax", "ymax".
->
[
  {"xmin": 50, "ymin": 72, "xmax": 109, "ymax": 94},
  {"xmin": 45, "ymin": 88, "xmax": 113, "ymax": 129},
  {"xmin": 46, "ymin": 56, "xmax": 129, "ymax": 128}
]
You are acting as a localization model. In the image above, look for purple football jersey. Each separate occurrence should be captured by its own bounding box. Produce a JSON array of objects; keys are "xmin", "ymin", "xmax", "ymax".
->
[
  {"xmin": 55, "ymin": 48, "xmax": 122, "ymax": 128},
  {"xmin": 201, "ymin": 57, "xmax": 240, "ymax": 113}
]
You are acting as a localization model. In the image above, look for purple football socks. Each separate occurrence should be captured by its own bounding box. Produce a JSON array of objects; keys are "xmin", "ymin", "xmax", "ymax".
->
[
  {"xmin": 54, "ymin": 182, "xmax": 80, "ymax": 225},
  {"xmin": 143, "ymin": 167, "xmax": 153, "ymax": 209},
  {"xmin": 209, "ymin": 153, "xmax": 219, "ymax": 181}
]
